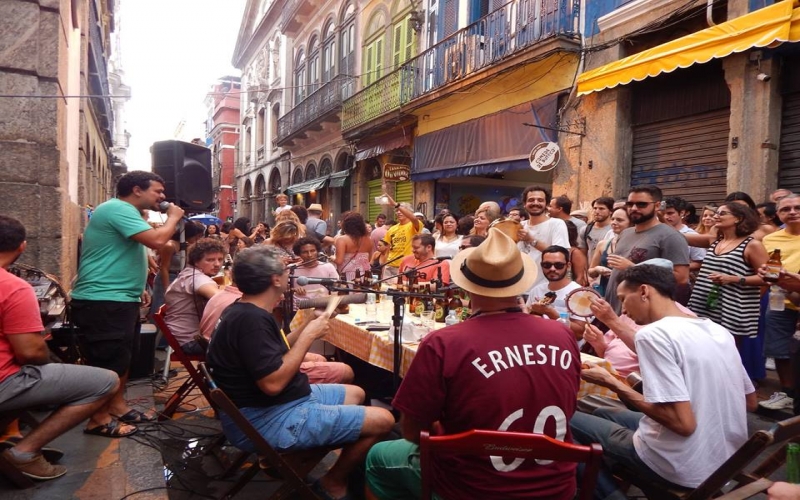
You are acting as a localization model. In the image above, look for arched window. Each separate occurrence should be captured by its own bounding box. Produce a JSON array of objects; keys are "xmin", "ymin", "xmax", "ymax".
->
[
  {"xmin": 308, "ymin": 36, "xmax": 320, "ymax": 94},
  {"xmin": 269, "ymin": 167, "xmax": 282, "ymax": 193},
  {"xmin": 294, "ymin": 49, "xmax": 306, "ymax": 104},
  {"xmin": 322, "ymin": 21, "xmax": 336, "ymax": 84},
  {"xmin": 340, "ymin": 3, "xmax": 356, "ymax": 89},
  {"xmin": 363, "ymin": 10, "xmax": 387, "ymax": 86},
  {"xmin": 292, "ymin": 168, "xmax": 304, "ymax": 184},
  {"xmin": 320, "ymin": 158, "xmax": 333, "ymax": 177},
  {"xmin": 305, "ymin": 162, "xmax": 317, "ymax": 180}
]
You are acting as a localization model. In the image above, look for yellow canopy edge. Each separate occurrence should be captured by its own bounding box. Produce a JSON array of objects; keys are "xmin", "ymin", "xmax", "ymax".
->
[{"xmin": 577, "ymin": 0, "xmax": 799, "ymax": 96}]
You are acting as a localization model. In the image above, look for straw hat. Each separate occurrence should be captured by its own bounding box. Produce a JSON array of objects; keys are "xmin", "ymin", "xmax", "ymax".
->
[
  {"xmin": 308, "ymin": 203, "xmax": 323, "ymax": 213},
  {"xmin": 450, "ymin": 227, "xmax": 537, "ymax": 297},
  {"xmin": 489, "ymin": 218, "xmax": 521, "ymax": 242}
]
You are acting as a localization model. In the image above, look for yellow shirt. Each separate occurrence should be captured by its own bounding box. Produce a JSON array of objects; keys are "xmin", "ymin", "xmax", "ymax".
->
[
  {"xmin": 384, "ymin": 221, "xmax": 421, "ymax": 267},
  {"xmin": 763, "ymin": 229, "xmax": 800, "ymax": 309}
]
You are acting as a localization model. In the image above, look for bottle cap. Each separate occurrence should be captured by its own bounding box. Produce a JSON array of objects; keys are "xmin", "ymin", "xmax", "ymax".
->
[{"xmin": 559, "ymin": 311, "xmax": 569, "ymax": 319}]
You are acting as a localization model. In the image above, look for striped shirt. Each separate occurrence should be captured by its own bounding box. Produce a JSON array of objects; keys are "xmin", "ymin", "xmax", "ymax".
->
[{"xmin": 688, "ymin": 237, "xmax": 759, "ymax": 337}]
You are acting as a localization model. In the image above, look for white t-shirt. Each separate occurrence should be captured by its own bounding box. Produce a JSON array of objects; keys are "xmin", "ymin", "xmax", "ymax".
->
[
  {"xmin": 434, "ymin": 235, "xmax": 462, "ymax": 259},
  {"xmin": 518, "ymin": 218, "xmax": 570, "ymax": 289},
  {"xmin": 678, "ymin": 225, "xmax": 707, "ymax": 262},
  {"xmin": 633, "ymin": 316, "xmax": 754, "ymax": 488},
  {"xmin": 526, "ymin": 280, "xmax": 583, "ymax": 321}
]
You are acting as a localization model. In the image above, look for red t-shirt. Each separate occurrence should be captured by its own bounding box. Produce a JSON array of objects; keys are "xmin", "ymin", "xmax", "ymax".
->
[
  {"xmin": 393, "ymin": 312, "xmax": 581, "ymax": 500},
  {"xmin": 398, "ymin": 256, "xmax": 451, "ymax": 284},
  {"xmin": 0, "ymin": 269, "xmax": 45, "ymax": 383}
]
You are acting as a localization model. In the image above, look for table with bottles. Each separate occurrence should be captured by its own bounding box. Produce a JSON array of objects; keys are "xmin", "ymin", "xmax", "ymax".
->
[{"xmin": 325, "ymin": 303, "xmax": 618, "ymax": 400}]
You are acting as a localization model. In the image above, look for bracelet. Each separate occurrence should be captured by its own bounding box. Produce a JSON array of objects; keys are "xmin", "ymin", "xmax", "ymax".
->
[{"xmin": 395, "ymin": 203, "xmax": 401, "ymax": 209}]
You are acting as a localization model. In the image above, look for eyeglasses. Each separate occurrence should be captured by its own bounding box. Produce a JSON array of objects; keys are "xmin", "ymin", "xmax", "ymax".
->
[
  {"xmin": 715, "ymin": 211, "xmax": 732, "ymax": 217},
  {"xmin": 625, "ymin": 201, "xmax": 658, "ymax": 209},
  {"xmin": 541, "ymin": 262, "xmax": 567, "ymax": 270},
  {"xmin": 458, "ymin": 245, "xmax": 469, "ymax": 250}
]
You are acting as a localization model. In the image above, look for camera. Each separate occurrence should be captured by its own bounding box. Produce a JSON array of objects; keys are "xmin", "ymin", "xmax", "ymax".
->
[{"xmin": 756, "ymin": 73, "xmax": 771, "ymax": 82}]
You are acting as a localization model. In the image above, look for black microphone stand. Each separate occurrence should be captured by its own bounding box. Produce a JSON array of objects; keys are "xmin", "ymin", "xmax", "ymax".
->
[{"xmin": 326, "ymin": 282, "xmax": 446, "ymax": 391}]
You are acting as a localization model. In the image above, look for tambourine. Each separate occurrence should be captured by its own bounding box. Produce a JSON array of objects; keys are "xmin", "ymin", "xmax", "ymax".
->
[{"xmin": 565, "ymin": 287, "xmax": 601, "ymax": 318}]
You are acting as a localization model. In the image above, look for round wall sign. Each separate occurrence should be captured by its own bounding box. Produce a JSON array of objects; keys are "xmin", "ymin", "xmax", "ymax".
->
[{"xmin": 529, "ymin": 142, "xmax": 561, "ymax": 172}]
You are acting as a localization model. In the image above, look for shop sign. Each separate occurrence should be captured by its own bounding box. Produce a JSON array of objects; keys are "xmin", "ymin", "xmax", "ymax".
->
[
  {"xmin": 384, "ymin": 163, "xmax": 411, "ymax": 181},
  {"xmin": 529, "ymin": 142, "xmax": 561, "ymax": 172}
]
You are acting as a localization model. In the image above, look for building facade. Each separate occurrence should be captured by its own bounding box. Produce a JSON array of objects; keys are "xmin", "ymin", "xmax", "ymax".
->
[
  {"xmin": 205, "ymin": 76, "xmax": 242, "ymax": 223},
  {"xmin": 0, "ymin": 0, "xmax": 125, "ymax": 283}
]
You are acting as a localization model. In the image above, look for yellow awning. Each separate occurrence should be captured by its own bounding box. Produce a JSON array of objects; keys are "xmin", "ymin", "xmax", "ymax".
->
[{"xmin": 577, "ymin": 0, "xmax": 800, "ymax": 96}]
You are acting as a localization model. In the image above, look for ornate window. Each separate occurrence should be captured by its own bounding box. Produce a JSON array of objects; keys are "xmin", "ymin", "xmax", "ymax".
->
[
  {"xmin": 319, "ymin": 158, "xmax": 333, "ymax": 177},
  {"xmin": 294, "ymin": 49, "xmax": 306, "ymax": 104},
  {"xmin": 363, "ymin": 10, "xmax": 387, "ymax": 86},
  {"xmin": 292, "ymin": 168, "xmax": 304, "ymax": 184},
  {"xmin": 308, "ymin": 36, "xmax": 320, "ymax": 94},
  {"xmin": 391, "ymin": 0, "xmax": 416, "ymax": 68},
  {"xmin": 305, "ymin": 162, "xmax": 317, "ymax": 180},
  {"xmin": 322, "ymin": 21, "xmax": 336, "ymax": 84},
  {"xmin": 340, "ymin": 4, "xmax": 356, "ymax": 81}
]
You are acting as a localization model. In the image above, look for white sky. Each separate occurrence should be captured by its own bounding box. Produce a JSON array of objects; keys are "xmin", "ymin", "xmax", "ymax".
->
[{"xmin": 120, "ymin": 0, "xmax": 247, "ymax": 171}]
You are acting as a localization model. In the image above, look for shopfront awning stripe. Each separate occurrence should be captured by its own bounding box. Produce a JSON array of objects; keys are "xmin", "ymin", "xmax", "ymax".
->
[
  {"xmin": 328, "ymin": 170, "xmax": 351, "ymax": 188},
  {"xmin": 577, "ymin": 1, "xmax": 799, "ymax": 96},
  {"xmin": 410, "ymin": 159, "xmax": 531, "ymax": 181},
  {"xmin": 285, "ymin": 176, "xmax": 329, "ymax": 195}
]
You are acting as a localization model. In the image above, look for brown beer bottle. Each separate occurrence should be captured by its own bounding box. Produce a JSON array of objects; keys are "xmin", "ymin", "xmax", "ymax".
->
[
  {"xmin": 765, "ymin": 249, "xmax": 782, "ymax": 282},
  {"xmin": 448, "ymin": 290, "xmax": 463, "ymax": 319},
  {"xmin": 434, "ymin": 290, "xmax": 448, "ymax": 323}
]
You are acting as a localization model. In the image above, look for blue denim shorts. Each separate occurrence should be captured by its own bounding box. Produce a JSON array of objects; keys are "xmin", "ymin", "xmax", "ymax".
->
[
  {"xmin": 221, "ymin": 384, "xmax": 365, "ymax": 453},
  {"xmin": 764, "ymin": 308, "xmax": 799, "ymax": 359}
]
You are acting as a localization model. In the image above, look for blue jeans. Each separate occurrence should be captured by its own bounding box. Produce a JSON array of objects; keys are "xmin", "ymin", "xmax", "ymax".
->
[
  {"xmin": 221, "ymin": 384, "xmax": 365, "ymax": 453},
  {"xmin": 570, "ymin": 408, "xmax": 673, "ymax": 500}
]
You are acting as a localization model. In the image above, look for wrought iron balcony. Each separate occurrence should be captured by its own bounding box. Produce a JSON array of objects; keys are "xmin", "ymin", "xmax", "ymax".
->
[
  {"xmin": 276, "ymin": 75, "xmax": 353, "ymax": 144},
  {"xmin": 88, "ymin": 1, "xmax": 114, "ymax": 138},
  {"xmin": 342, "ymin": 0, "xmax": 579, "ymax": 132}
]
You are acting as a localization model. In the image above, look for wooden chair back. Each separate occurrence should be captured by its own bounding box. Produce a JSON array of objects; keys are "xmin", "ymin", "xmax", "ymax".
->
[
  {"xmin": 419, "ymin": 429, "xmax": 603, "ymax": 500},
  {"xmin": 198, "ymin": 363, "xmax": 326, "ymax": 500}
]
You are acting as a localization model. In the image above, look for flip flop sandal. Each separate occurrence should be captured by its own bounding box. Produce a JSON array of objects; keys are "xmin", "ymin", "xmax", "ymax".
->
[
  {"xmin": 0, "ymin": 439, "xmax": 64, "ymax": 463},
  {"xmin": 83, "ymin": 420, "xmax": 138, "ymax": 438},
  {"xmin": 310, "ymin": 479, "xmax": 353, "ymax": 500},
  {"xmin": 112, "ymin": 409, "xmax": 158, "ymax": 423}
]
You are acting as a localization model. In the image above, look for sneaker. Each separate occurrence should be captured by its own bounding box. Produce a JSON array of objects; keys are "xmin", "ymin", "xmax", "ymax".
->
[
  {"xmin": 766, "ymin": 358, "xmax": 776, "ymax": 370},
  {"xmin": 758, "ymin": 391, "xmax": 794, "ymax": 410},
  {"xmin": 1, "ymin": 449, "xmax": 67, "ymax": 480}
]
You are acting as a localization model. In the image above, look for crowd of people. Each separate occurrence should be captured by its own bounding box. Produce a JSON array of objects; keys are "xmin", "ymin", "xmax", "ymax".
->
[{"xmin": 2, "ymin": 169, "xmax": 800, "ymax": 498}]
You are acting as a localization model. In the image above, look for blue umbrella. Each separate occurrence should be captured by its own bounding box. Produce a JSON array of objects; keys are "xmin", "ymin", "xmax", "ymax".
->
[{"xmin": 188, "ymin": 214, "xmax": 223, "ymax": 226}]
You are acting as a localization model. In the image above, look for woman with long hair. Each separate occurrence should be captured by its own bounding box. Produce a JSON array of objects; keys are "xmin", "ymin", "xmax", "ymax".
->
[
  {"xmin": 564, "ymin": 220, "xmax": 588, "ymax": 286},
  {"xmin": 434, "ymin": 213, "xmax": 462, "ymax": 259},
  {"xmin": 472, "ymin": 208, "xmax": 490, "ymax": 237},
  {"xmin": 756, "ymin": 202, "xmax": 781, "ymax": 236},
  {"xmin": 275, "ymin": 209, "xmax": 307, "ymax": 237},
  {"xmin": 204, "ymin": 223, "xmax": 221, "ymax": 239},
  {"xmin": 264, "ymin": 220, "xmax": 302, "ymax": 265},
  {"xmin": 333, "ymin": 211, "xmax": 373, "ymax": 280},
  {"xmin": 688, "ymin": 203, "xmax": 767, "ymax": 354},
  {"xmin": 695, "ymin": 205, "xmax": 717, "ymax": 235},
  {"xmin": 587, "ymin": 208, "xmax": 631, "ymax": 296}
]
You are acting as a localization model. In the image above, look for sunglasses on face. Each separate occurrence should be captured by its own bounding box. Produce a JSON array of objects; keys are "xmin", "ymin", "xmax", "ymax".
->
[
  {"xmin": 459, "ymin": 245, "xmax": 469, "ymax": 250},
  {"xmin": 625, "ymin": 201, "xmax": 657, "ymax": 209},
  {"xmin": 715, "ymin": 211, "xmax": 732, "ymax": 217},
  {"xmin": 541, "ymin": 262, "xmax": 567, "ymax": 270}
]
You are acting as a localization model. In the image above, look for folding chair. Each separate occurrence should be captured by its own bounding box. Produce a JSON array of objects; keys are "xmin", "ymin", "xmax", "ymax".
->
[
  {"xmin": 152, "ymin": 305, "xmax": 215, "ymax": 420},
  {"xmin": 614, "ymin": 414, "xmax": 800, "ymax": 500},
  {"xmin": 0, "ymin": 411, "xmax": 41, "ymax": 488},
  {"xmin": 419, "ymin": 429, "xmax": 604, "ymax": 500},
  {"xmin": 198, "ymin": 363, "xmax": 330, "ymax": 500}
]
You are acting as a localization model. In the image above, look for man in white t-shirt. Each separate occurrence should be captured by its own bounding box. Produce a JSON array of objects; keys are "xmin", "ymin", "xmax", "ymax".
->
[
  {"xmin": 570, "ymin": 263, "xmax": 756, "ymax": 498},
  {"xmin": 525, "ymin": 245, "xmax": 586, "ymax": 340},
  {"xmin": 516, "ymin": 186, "xmax": 570, "ymax": 289}
]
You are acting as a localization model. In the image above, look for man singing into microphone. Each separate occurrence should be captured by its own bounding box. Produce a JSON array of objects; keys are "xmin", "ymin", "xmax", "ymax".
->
[
  {"xmin": 292, "ymin": 237, "xmax": 339, "ymax": 300},
  {"xmin": 398, "ymin": 234, "xmax": 451, "ymax": 284}
]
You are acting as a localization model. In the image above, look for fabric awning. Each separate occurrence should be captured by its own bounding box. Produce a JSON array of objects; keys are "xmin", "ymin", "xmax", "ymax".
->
[
  {"xmin": 285, "ymin": 176, "xmax": 329, "ymax": 195},
  {"xmin": 577, "ymin": 0, "xmax": 800, "ymax": 96},
  {"xmin": 328, "ymin": 170, "xmax": 351, "ymax": 188},
  {"xmin": 411, "ymin": 159, "xmax": 531, "ymax": 181},
  {"xmin": 354, "ymin": 134, "xmax": 411, "ymax": 161}
]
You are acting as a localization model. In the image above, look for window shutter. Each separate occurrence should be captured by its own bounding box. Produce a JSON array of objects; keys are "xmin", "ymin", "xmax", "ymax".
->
[{"xmin": 393, "ymin": 23, "xmax": 404, "ymax": 69}]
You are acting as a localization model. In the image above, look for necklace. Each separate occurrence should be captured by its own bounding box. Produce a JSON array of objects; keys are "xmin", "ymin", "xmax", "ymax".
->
[{"xmin": 715, "ymin": 237, "xmax": 742, "ymax": 255}]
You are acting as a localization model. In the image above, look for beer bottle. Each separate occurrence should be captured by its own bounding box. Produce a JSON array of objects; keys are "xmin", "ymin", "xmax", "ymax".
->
[
  {"xmin": 434, "ymin": 290, "xmax": 448, "ymax": 323},
  {"xmin": 787, "ymin": 443, "xmax": 800, "ymax": 483},
  {"xmin": 764, "ymin": 248, "xmax": 782, "ymax": 282},
  {"xmin": 354, "ymin": 269, "xmax": 362, "ymax": 287},
  {"xmin": 448, "ymin": 290, "xmax": 463, "ymax": 319},
  {"xmin": 337, "ymin": 273, "xmax": 350, "ymax": 315}
]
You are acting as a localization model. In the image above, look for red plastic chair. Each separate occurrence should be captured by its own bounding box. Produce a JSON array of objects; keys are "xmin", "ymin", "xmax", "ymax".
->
[
  {"xmin": 419, "ymin": 429, "xmax": 603, "ymax": 500},
  {"xmin": 152, "ymin": 305, "xmax": 215, "ymax": 420}
]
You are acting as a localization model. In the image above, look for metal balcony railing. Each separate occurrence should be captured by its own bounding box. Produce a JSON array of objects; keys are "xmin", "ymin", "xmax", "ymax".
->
[
  {"xmin": 88, "ymin": 1, "xmax": 114, "ymax": 136},
  {"xmin": 277, "ymin": 75, "xmax": 353, "ymax": 142},
  {"xmin": 342, "ymin": 0, "xmax": 579, "ymax": 131}
]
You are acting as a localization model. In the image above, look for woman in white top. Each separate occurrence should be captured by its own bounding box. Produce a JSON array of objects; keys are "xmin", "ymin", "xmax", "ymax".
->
[{"xmin": 434, "ymin": 213, "xmax": 462, "ymax": 259}]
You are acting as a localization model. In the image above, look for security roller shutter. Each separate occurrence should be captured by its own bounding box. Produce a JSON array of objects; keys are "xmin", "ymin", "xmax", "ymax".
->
[
  {"xmin": 630, "ymin": 61, "xmax": 730, "ymax": 207},
  {"xmin": 394, "ymin": 181, "xmax": 413, "ymax": 205},
  {"xmin": 631, "ymin": 109, "xmax": 730, "ymax": 206},
  {"xmin": 368, "ymin": 179, "xmax": 384, "ymax": 222},
  {"xmin": 779, "ymin": 55, "xmax": 800, "ymax": 192}
]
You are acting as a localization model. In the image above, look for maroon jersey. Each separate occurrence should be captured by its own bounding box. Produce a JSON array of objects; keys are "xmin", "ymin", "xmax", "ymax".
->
[{"xmin": 393, "ymin": 311, "xmax": 581, "ymax": 499}]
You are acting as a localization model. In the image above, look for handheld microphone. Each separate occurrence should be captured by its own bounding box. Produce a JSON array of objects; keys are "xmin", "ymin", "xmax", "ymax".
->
[
  {"xmin": 158, "ymin": 201, "xmax": 170, "ymax": 213},
  {"xmin": 296, "ymin": 276, "xmax": 349, "ymax": 286}
]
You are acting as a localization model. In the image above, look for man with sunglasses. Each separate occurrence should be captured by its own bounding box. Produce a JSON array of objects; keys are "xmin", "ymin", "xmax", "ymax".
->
[
  {"xmin": 525, "ymin": 245, "xmax": 587, "ymax": 339},
  {"xmin": 603, "ymin": 186, "xmax": 691, "ymax": 313}
]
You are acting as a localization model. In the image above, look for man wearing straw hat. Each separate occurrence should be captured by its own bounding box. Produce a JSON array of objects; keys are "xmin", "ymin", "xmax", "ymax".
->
[{"xmin": 365, "ymin": 227, "xmax": 582, "ymax": 500}]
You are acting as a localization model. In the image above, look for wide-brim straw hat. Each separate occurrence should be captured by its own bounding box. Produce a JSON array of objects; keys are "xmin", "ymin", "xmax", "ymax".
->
[
  {"xmin": 451, "ymin": 227, "xmax": 537, "ymax": 297},
  {"xmin": 489, "ymin": 218, "xmax": 521, "ymax": 242},
  {"xmin": 308, "ymin": 203, "xmax": 323, "ymax": 212}
]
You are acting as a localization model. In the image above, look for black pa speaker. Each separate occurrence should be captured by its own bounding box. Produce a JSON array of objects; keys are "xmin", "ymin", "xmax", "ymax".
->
[{"xmin": 151, "ymin": 140, "xmax": 213, "ymax": 212}]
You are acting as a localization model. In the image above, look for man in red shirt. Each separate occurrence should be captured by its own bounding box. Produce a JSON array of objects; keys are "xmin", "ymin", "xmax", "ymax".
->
[
  {"xmin": 0, "ymin": 216, "xmax": 118, "ymax": 480},
  {"xmin": 397, "ymin": 234, "xmax": 451, "ymax": 285},
  {"xmin": 366, "ymin": 227, "xmax": 582, "ymax": 499}
]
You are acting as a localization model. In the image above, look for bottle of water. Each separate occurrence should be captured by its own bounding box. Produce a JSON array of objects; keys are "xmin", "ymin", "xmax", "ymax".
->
[
  {"xmin": 557, "ymin": 312, "xmax": 571, "ymax": 328},
  {"xmin": 445, "ymin": 310, "xmax": 459, "ymax": 326},
  {"xmin": 770, "ymin": 285, "xmax": 786, "ymax": 311},
  {"xmin": 365, "ymin": 293, "xmax": 377, "ymax": 321}
]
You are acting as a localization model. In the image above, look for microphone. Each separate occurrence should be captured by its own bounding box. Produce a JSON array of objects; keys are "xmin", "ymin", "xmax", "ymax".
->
[
  {"xmin": 296, "ymin": 276, "xmax": 349, "ymax": 286},
  {"xmin": 158, "ymin": 201, "xmax": 170, "ymax": 213}
]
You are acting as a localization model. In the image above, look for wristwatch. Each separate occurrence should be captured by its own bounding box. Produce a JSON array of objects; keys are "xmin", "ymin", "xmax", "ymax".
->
[{"xmin": 739, "ymin": 276, "xmax": 746, "ymax": 286}]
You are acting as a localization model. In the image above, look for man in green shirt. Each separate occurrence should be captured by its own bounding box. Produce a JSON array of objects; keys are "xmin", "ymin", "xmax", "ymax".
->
[{"xmin": 71, "ymin": 171, "xmax": 184, "ymax": 437}]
